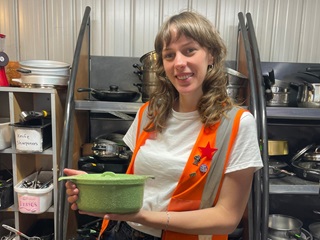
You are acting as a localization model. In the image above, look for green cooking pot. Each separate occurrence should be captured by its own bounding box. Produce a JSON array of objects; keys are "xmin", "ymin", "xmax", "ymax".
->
[{"xmin": 59, "ymin": 172, "xmax": 153, "ymax": 213}]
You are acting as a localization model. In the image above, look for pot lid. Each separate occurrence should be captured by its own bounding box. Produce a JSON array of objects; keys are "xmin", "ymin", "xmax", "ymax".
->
[
  {"xmin": 291, "ymin": 144, "xmax": 315, "ymax": 162},
  {"xmin": 59, "ymin": 171, "xmax": 154, "ymax": 185},
  {"xmin": 292, "ymin": 161, "xmax": 320, "ymax": 172},
  {"xmin": 19, "ymin": 60, "xmax": 70, "ymax": 69},
  {"xmin": 226, "ymin": 68, "xmax": 247, "ymax": 79},
  {"xmin": 302, "ymin": 146, "xmax": 320, "ymax": 161}
]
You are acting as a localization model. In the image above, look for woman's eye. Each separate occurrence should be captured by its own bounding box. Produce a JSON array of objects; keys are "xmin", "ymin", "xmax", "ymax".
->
[
  {"xmin": 186, "ymin": 48, "xmax": 196, "ymax": 54},
  {"xmin": 163, "ymin": 53, "xmax": 174, "ymax": 60}
]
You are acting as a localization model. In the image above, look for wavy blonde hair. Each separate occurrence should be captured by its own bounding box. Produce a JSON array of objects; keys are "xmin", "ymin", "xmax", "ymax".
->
[{"xmin": 145, "ymin": 11, "xmax": 233, "ymax": 133}]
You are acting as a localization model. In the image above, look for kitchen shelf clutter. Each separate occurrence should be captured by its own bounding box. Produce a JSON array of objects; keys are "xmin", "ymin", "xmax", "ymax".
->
[{"xmin": 0, "ymin": 87, "xmax": 65, "ymax": 239}]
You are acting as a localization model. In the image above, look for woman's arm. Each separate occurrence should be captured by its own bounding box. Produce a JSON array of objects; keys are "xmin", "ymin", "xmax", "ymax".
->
[{"xmin": 81, "ymin": 166, "xmax": 255, "ymax": 235}]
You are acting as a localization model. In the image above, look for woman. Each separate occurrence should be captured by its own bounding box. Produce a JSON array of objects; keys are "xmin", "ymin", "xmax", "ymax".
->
[{"xmin": 64, "ymin": 11, "xmax": 263, "ymax": 240}]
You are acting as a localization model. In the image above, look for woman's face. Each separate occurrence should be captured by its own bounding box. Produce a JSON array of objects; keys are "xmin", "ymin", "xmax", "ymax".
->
[{"xmin": 162, "ymin": 27, "xmax": 213, "ymax": 99}]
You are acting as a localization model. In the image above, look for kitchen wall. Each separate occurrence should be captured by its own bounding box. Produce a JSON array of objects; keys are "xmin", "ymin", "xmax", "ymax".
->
[{"xmin": 0, "ymin": 0, "xmax": 319, "ymax": 65}]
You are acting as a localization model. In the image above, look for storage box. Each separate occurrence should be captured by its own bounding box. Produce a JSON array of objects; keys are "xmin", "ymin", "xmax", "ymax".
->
[
  {"xmin": 11, "ymin": 122, "xmax": 52, "ymax": 152},
  {"xmin": 0, "ymin": 118, "xmax": 11, "ymax": 150},
  {"xmin": 0, "ymin": 170, "xmax": 13, "ymax": 209},
  {"xmin": 14, "ymin": 171, "xmax": 53, "ymax": 214}
]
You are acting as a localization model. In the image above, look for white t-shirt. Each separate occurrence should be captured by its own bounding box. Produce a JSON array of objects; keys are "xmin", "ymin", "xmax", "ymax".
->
[{"xmin": 123, "ymin": 108, "xmax": 263, "ymax": 237}]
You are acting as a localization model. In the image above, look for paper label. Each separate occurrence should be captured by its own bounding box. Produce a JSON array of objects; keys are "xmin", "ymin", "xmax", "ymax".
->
[
  {"xmin": 19, "ymin": 195, "xmax": 40, "ymax": 213},
  {"xmin": 15, "ymin": 128, "xmax": 43, "ymax": 152}
]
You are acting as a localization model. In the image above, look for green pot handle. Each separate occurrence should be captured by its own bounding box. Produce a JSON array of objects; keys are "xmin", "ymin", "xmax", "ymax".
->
[{"xmin": 101, "ymin": 172, "xmax": 117, "ymax": 177}]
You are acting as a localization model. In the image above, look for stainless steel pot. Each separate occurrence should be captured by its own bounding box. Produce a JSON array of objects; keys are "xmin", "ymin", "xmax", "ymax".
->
[
  {"xmin": 91, "ymin": 139, "xmax": 120, "ymax": 158},
  {"xmin": 17, "ymin": 60, "xmax": 70, "ymax": 88},
  {"xmin": 267, "ymin": 86, "xmax": 291, "ymax": 107},
  {"xmin": 133, "ymin": 51, "xmax": 158, "ymax": 102},
  {"xmin": 268, "ymin": 214, "xmax": 303, "ymax": 239},
  {"xmin": 226, "ymin": 68, "xmax": 248, "ymax": 105},
  {"xmin": 91, "ymin": 137, "xmax": 131, "ymax": 159},
  {"xmin": 309, "ymin": 222, "xmax": 320, "ymax": 240},
  {"xmin": 19, "ymin": 60, "xmax": 70, "ymax": 75},
  {"xmin": 139, "ymin": 51, "xmax": 157, "ymax": 70},
  {"xmin": 291, "ymin": 81, "xmax": 320, "ymax": 108}
]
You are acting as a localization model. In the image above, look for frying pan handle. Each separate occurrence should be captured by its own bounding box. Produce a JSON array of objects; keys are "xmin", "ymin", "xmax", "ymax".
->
[{"xmin": 77, "ymin": 88, "xmax": 94, "ymax": 93}]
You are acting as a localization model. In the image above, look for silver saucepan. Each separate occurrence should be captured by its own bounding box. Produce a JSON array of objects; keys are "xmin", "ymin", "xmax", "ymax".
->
[{"xmin": 268, "ymin": 214, "xmax": 303, "ymax": 239}]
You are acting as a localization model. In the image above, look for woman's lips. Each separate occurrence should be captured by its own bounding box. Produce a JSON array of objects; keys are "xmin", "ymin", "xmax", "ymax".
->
[{"xmin": 176, "ymin": 73, "xmax": 194, "ymax": 80}]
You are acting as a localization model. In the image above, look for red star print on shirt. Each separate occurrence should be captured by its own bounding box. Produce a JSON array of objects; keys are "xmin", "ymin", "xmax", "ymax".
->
[{"xmin": 199, "ymin": 142, "xmax": 217, "ymax": 160}]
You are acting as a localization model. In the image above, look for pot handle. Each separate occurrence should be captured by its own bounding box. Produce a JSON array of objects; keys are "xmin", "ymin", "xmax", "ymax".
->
[
  {"xmin": 287, "ymin": 230, "xmax": 302, "ymax": 239},
  {"xmin": 16, "ymin": 68, "xmax": 32, "ymax": 74},
  {"xmin": 101, "ymin": 172, "xmax": 117, "ymax": 177},
  {"xmin": 133, "ymin": 63, "xmax": 143, "ymax": 71},
  {"xmin": 133, "ymin": 83, "xmax": 142, "ymax": 93}
]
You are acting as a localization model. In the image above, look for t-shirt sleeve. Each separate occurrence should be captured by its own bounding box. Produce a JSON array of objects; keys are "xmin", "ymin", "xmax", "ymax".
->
[
  {"xmin": 123, "ymin": 108, "xmax": 140, "ymax": 152},
  {"xmin": 225, "ymin": 111, "xmax": 264, "ymax": 173}
]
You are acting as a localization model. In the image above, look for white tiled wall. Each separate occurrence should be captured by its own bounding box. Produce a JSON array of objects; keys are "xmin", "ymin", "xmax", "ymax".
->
[{"xmin": 0, "ymin": 0, "xmax": 319, "ymax": 64}]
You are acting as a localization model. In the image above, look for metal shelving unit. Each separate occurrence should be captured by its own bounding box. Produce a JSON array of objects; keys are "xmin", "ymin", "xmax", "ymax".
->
[
  {"xmin": 267, "ymin": 107, "xmax": 320, "ymax": 120},
  {"xmin": 75, "ymin": 100, "xmax": 142, "ymax": 113}
]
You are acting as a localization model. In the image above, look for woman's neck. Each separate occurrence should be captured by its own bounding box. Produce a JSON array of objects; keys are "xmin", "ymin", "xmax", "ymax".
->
[{"xmin": 174, "ymin": 96, "xmax": 199, "ymax": 112}]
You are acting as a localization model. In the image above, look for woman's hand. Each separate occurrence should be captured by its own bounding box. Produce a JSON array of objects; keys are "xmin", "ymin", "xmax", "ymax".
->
[{"xmin": 63, "ymin": 168, "xmax": 86, "ymax": 211}]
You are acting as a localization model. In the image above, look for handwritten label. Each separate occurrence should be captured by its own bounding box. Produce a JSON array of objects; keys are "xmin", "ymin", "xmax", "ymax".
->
[
  {"xmin": 15, "ymin": 128, "xmax": 43, "ymax": 152},
  {"xmin": 19, "ymin": 195, "xmax": 40, "ymax": 213}
]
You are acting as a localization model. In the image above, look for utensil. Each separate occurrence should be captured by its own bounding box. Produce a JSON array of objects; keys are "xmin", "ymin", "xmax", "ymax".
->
[
  {"xmin": 58, "ymin": 171, "xmax": 154, "ymax": 213},
  {"xmin": 2, "ymin": 224, "xmax": 41, "ymax": 240},
  {"xmin": 33, "ymin": 168, "xmax": 42, "ymax": 189}
]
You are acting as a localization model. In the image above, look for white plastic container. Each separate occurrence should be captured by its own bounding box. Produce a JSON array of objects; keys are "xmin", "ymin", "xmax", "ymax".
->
[
  {"xmin": 14, "ymin": 171, "xmax": 53, "ymax": 214},
  {"xmin": 0, "ymin": 118, "xmax": 11, "ymax": 150}
]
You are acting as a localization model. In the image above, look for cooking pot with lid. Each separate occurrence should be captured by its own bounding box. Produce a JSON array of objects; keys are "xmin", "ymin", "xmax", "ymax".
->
[
  {"xmin": 58, "ymin": 171, "xmax": 153, "ymax": 213},
  {"xmin": 17, "ymin": 60, "xmax": 70, "ymax": 88}
]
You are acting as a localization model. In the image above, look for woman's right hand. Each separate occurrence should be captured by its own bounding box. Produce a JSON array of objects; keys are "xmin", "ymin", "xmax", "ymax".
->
[{"xmin": 63, "ymin": 168, "xmax": 87, "ymax": 211}]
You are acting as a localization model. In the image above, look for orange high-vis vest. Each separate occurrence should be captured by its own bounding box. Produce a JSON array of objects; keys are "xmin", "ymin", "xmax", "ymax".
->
[{"xmin": 100, "ymin": 102, "xmax": 246, "ymax": 240}]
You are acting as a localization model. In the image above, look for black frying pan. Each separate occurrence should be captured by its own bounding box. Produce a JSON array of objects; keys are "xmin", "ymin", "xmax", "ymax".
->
[
  {"xmin": 78, "ymin": 85, "xmax": 140, "ymax": 102},
  {"xmin": 291, "ymin": 160, "xmax": 320, "ymax": 182}
]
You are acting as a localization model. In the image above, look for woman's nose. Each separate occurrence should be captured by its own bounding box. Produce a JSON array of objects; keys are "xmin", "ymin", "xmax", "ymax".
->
[{"xmin": 174, "ymin": 53, "xmax": 186, "ymax": 69}]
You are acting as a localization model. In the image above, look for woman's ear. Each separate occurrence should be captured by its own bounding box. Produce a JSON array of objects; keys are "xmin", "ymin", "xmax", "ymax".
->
[{"xmin": 208, "ymin": 54, "xmax": 214, "ymax": 65}]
